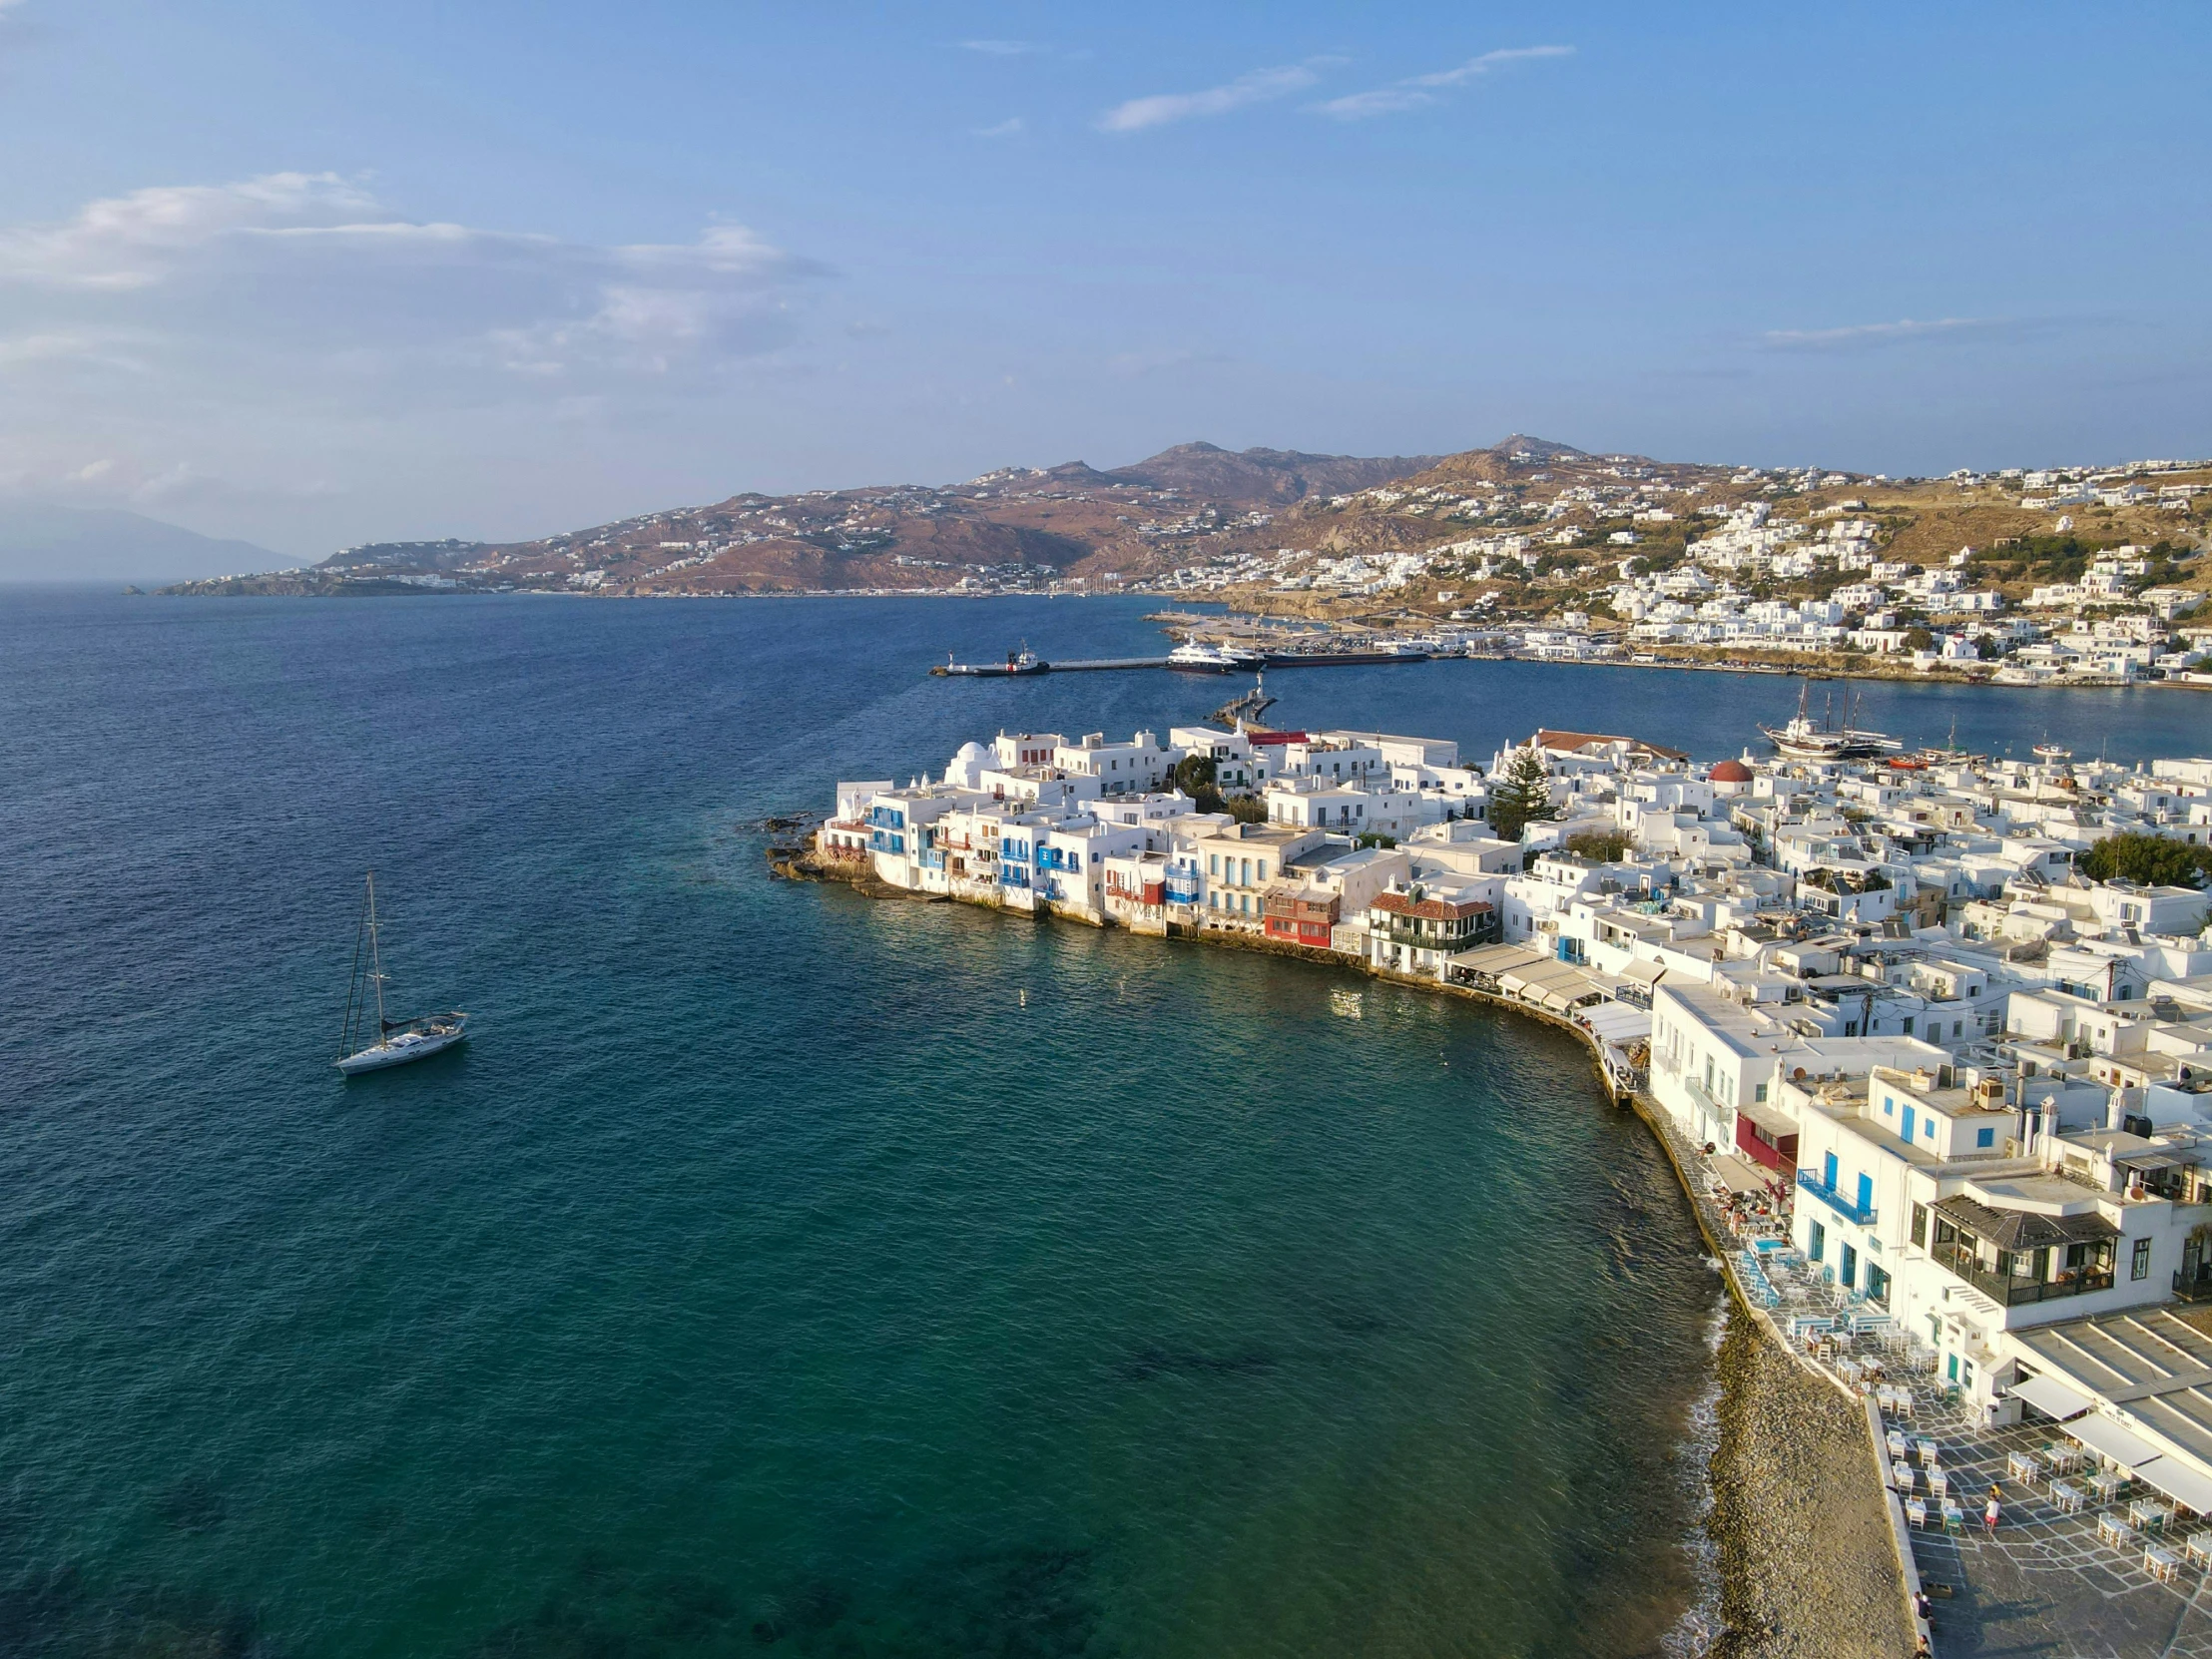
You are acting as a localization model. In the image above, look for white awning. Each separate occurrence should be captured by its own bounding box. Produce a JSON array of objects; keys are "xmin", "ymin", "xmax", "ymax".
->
[
  {"xmin": 1580, "ymin": 1003, "xmax": 1652, "ymax": 1043},
  {"xmin": 2009, "ymin": 1372, "xmax": 2091, "ymax": 1422},
  {"xmin": 2134, "ymin": 1454, "xmax": 2212, "ymax": 1517},
  {"xmin": 1708, "ymin": 1153, "xmax": 1772, "ymax": 1196},
  {"xmin": 2068, "ymin": 1411, "xmax": 2162, "ymax": 1470},
  {"xmin": 1619, "ymin": 959, "xmax": 1667, "ymax": 986}
]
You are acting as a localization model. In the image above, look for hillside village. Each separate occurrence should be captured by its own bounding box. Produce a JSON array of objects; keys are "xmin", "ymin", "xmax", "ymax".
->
[
  {"xmin": 808, "ymin": 713, "xmax": 2212, "ymax": 1649},
  {"xmin": 165, "ymin": 436, "xmax": 2212, "ymax": 688}
]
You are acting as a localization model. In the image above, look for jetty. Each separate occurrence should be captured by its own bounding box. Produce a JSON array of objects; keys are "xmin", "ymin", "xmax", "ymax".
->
[{"xmin": 932, "ymin": 656, "xmax": 1169, "ymax": 677}]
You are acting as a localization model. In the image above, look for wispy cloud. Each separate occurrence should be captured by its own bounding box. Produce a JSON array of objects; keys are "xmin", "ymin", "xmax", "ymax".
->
[
  {"xmin": 972, "ymin": 117, "xmax": 1025, "ymax": 140},
  {"xmin": 1099, "ymin": 63, "xmax": 1321, "ymax": 134},
  {"xmin": 0, "ymin": 173, "xmax": 828, "ymax": 381},
  {"xmin": 1761, "ymin": 316, "xmax": 2015, "ymax": 350},
  {"xmin": 1316, "ymin": 45, "xmax": 1573, "ymax": 121},
  {"xmin": 960, "ymin": 39, "xmax": 1043, "ymax": 56}
]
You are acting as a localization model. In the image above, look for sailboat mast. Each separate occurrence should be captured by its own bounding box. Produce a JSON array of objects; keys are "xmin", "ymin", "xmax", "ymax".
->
[{"xmin": 366, "ymin": 870, "xmax": 388, "ymax": 1036}]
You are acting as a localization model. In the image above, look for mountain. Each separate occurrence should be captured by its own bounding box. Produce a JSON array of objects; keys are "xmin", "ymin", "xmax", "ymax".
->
[
  {"xmin": 1100, "ymin": 442, "xmax": 1445, "ymax": 506},
  {"xmin": 0, "ymin": 502, "xmax": 281, "ymax": 585}
]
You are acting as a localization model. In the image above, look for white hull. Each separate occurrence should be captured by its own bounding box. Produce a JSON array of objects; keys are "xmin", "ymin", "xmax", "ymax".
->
[{"xmin": 337, "ymin": 1019, "xmax": 467, "ymax": 1074}]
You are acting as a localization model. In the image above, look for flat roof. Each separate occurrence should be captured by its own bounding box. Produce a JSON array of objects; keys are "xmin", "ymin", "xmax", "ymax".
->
[{"xmin": 2013, "ymin": 1309, "xmax": 2212, "ymax": 1474}]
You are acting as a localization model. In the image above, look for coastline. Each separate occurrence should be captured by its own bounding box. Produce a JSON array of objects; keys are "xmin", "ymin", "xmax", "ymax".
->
[{"xmin": 778, "ymin": 850, "xmax": 1916, "ymax": 1653}]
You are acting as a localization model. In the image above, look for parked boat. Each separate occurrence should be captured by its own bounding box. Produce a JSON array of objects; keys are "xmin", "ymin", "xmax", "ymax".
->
[
  {"xmin": 1167, "ymin": 641, "xmax": 1266, "ymax": 673},
  {"xmin": 1761, "ymin": 680, "xmax": 1899, "ymax": 761},
  {"xmin": 944, "ymin": 644, "xmax": 1049, "ymax": 677},
  {"xmin": 336, "ymin": 872, "xmax": 467, "ymax": 1075},
  {"xmin": 1263, "ymin": 643, "xmax": 1429, "ymax": 668}
]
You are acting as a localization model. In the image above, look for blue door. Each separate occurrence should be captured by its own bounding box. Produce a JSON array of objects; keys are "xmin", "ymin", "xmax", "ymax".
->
[
  {"xmin": 1841, "ymin": 1243, "xmax": 1858, "ymax": 1288},
  {"xmin": 1823, "ymin": 1151, "xmax": 1839, "ymax": 1190},
  {"xmin": 1902, "ymin": 1104, "xmax": 1917, "ymax": 1145},
  {"xmin": 1808, "ymin": 1221, "xmax": 1825, "ymax": 1262},
  {"xmin": 1856, "ymin": 1173, "xmax": 1874, "ymax": 1217}
]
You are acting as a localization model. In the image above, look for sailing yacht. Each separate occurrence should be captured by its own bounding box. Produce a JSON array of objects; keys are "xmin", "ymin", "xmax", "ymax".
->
[
  {"xmin": 1760, "ymin": 680, "xmax": 1900, "ymax": 761},
  {"xmin": 335, "ymin": 872, "xmax": 467, "ymax": 1075}
]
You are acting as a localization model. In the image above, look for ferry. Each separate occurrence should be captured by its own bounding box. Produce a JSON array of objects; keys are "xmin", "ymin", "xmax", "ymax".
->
[
  {"xmin": 1263, "ymin": 642, "xmax": 1429, "ymax": 669},
  {"xmin": 1167, "ymin": 641, "xmax": 1266, "ymax": 673},
  {"xmin": 939, "ymin": 645, "xmax": 1049, "ymax": 677}
]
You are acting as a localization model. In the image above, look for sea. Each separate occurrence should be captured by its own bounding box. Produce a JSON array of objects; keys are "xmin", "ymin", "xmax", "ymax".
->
[{"xmin": 4, "ymin": 589, "xmax": 2203, "ymax": 1658}]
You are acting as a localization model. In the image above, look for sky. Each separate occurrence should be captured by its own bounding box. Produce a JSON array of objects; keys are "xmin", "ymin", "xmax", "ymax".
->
[{"xmin": 1, "ymin": 1, "xmax": 2208, "ymax": 558}]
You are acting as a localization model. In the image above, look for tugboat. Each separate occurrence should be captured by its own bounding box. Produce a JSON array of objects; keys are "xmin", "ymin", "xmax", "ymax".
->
[
  {"xmin": 1761, "ymin": 680, "xmax": 1900, "ymax": 761},
  {"xmin": 335, "ymin": 872, "xmax": 468, "ymax": 1075}
]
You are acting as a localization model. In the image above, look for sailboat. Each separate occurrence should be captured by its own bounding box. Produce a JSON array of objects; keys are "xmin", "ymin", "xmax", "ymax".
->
[
  {"xmin": 1760, "ymin": 679, "xmax": 1900, "ymax": 761},
  {"xmin": 335, "ymin": 872, "xmax": 467, "ymax": 1075}
]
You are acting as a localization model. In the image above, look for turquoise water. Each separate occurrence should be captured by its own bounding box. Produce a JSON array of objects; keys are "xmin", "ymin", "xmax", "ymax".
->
[{"xmin": 10, "ymin": 590, "xmax": 2175, "ymax": 1656}]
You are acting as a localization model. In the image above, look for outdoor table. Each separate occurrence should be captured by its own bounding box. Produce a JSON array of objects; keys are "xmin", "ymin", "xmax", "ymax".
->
[
  {"xmin": 1888, "ymin": 1429, "xmax": 1910, "ymax": 1459},
  {"xmin": 2129, "ymin": 1499, "xmax": 2170, "ymax": 1533},
  {"xmin": 2147, "ymin": 1545, "xmax": 2182, "ymax": 1584},
  {"xmin": 1917, "ymin": 1437, "xmax": 1938, "ymax": 1467},
  {"xmin": 1929, "ymin": 1470, "xmax": 1949, "ymax": 1500},
  {"xmin": 1907, "ymin": 1497, "xmax": 1928, "ymax": 1528},
  {"xmin": 2043, "ymin": 1443, "xmax": 2083, "ymax": 1473},
  {"xmin": 2186, "ymin": 1531, "xmax": 2212, "ymax": 1567},
  {"xmin": 2090, "ymin": 1470, "xmax": 2128, "ymax": 1502},
  {"xmin": 1941, "ymin": 1501, "xmax": 1964, "ymax": 1532},
  {"xmin": 1894, "ymin": 1460, "xmax": 1916, "ymax": 1492},
  {"xmin": 2100, "ymin": 1513, "xmax": 2137, "ymax": 1550},
  {"xmin": 2049, "ymin": 1479, "xmax": 2084, "ymax": 1514},
  {"xmin": 2008, "ymin": 1450, "xmax": 2043, "ymax": 1483}
]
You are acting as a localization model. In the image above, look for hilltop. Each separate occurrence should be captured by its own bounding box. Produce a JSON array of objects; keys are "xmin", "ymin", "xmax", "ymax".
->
[{"xmin": 157, "ymin": 436, "xmax": 2209, "ymax": 612}]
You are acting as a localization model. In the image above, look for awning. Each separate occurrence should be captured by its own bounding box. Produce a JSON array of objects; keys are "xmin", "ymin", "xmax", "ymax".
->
[
  {"xmin": 1708, "ymin": 1153, "xmax": 1771, "ymax": 1197},
  {"xmin": 2068, "ymin": 1411, "xmax": 2163, "ymax": 1470},
  {"xmin": 1580, "ymin": 1003, "xmax": 1652, "ymax": 1044},
  {"xmin": 2009, "ymin": 1371, "xmax": 2092, "ymax": 1422},
  {"xmin": 1619, "ymin": 959, "xmax": 1667, "ymax": 986},
  {"xmin": 1736, "ymin": 1095, "xmax": 1800, "ymax": 1140},
  {"xmin": 2134, "ymin": 1454, "xmax": 2212, "ymax": 1517},
  {"xmin": 2119, "ymin": 1151, "xmax": 2183, "ymax": 1170}
]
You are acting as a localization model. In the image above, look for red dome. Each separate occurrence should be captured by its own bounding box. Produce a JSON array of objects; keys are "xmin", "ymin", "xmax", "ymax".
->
[{"xmin": 1709, "ymin": 760, "xmax": 1753, "ymax": 784}]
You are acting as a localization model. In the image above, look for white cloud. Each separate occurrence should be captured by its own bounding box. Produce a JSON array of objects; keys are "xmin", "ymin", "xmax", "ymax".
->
[
  {"xmin": 1315, "ymin": 45, "xmax": 1573, "ymax": 120},
  {"xmin": 973, "ymin": 117, "xmax": 1025, "ymax": 140},
  {"xmin": 960, "ymin": 39, "xmax": 1042, "ymax": 56},
  {"xmin": 1099, "ymin": 64, "xmax": 1320, "ymax": 134},
  {"xmin": 0, "ymin": 174, "xmax": 824, "ymax": 380},
  {"xmin": 1762, "ymin": 316, "xmax": 2008, "ymax": 349}
]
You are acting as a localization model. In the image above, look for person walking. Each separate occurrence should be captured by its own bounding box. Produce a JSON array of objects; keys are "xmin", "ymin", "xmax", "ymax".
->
[{"xmin": 1984, "ymin": 1489, "xmax": 2001, "ymax": 1535}]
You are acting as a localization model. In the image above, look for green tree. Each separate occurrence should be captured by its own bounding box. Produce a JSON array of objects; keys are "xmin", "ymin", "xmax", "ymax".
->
[
  {"xmin": 1565, "ymin": 829, "xmax": 1630, "ymax": 861},
  {"xmin": 1903, "ymin": 626, "xmax": 1936, "ymax": 652},
  {"xmin": 1487, "ymin": 744, "xmax": 1559, "ymax": 841},
  {"xmin": 2076, "ymin": 833, "xmax": 2212, "ymax": 888},
  {"xmin": 1174, "ymin": 754, "xmax": 1218, "ymax": 799}
]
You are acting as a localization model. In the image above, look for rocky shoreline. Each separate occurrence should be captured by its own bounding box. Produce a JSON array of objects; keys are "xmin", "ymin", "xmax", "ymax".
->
[{"xmin": 773, "ymin": 847, "xmax": 1914, "ymax": 1653}]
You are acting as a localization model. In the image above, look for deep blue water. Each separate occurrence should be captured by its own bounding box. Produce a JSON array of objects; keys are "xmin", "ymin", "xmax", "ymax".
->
[{"xmin": 3, "ymin": 590, "xmax": 2185, "ymax": 1658}]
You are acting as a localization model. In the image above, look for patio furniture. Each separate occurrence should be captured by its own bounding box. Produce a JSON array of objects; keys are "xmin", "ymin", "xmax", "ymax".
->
[
  {"xmin": 2147, "ymin": 1545, "xmax": 2182, "ymax": 1584},
  {"xmin": 2043, "ymin": 1442, "xmax": 2082, "ymax": 1474},
  {"xmin": 1894, "ymin": 1461, "xmax": 1916, "ymax": 1492},
  {"xmin": 1917, "ymin": 1437, "xmax": 1938, "ymax": 1467},
  {"xmin": 2090, "ymin": 1469, "xmax": 2128, "ymax": 1503},
  {"xmin": 1941, "ymin": 1500, "xmax": 1964, "ymax": 1532},
  {"xmin": 2008, "ymin": 1450, "xmax": 2044, "ymax": 1483},
  {"xmin": 2049, "ymin": 1479, "xmax": 2084, "ymax": 1514},
  {"xmin": 2100, "ymin": 1513, "xmax": 2136, "ymax": 1550},
  {"xmin": 2184, "ymin": 1531, "xmax": 2212, "ymax": 1567},
  {"xmin": 1888, "ymin": 1429, "xmax": 1910, "ymax": 1459},
  {"xmin": 1907, "ymin": 1496, "xmax": 1928, "ymax": 1527},
  {"xmin": 2129, "ymin": 1499, "xmax": 2170, "ymax": 1533},
  {"xmin": 1929, "ymin": 1470, "xmax": 1949, "ymax": 1500}
]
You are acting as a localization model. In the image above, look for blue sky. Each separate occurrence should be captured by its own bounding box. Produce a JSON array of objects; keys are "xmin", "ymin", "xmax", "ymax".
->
[{"xmin": 1, "ymin": 1, "xmax": 2208, "ymax": 555}]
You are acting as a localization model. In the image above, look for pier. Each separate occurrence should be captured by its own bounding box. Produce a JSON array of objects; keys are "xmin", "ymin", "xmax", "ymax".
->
[{"xmin": 932, "ymin": 656, "xmax": 1169, "ymax": 677}]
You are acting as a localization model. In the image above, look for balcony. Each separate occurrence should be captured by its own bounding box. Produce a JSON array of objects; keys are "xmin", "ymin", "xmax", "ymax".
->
[
  {"xmin": 1797, "ymin": 1169, "xmax": 1878, "ymax": 1227},
  {"xmin": 1932, "ymin": 1239, "xmax": 2113, "ymax": 1307}
]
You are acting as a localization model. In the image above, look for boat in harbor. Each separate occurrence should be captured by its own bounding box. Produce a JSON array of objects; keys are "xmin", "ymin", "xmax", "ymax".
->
[
  {"xmin": 936, "ymin": 644, "xmax": 1049, "ymax": 677},
  {"xmin": 336, "ymin": 872, "xmax": 467, "ymax": 1076},
  {"xmin": 1167, "ymin": 640, "xmax": 1266, "ymax": 673},
  {"xmin": 1263, "ymin": 642, "xmax": 1429, "ymax": 668},
  {"xmin": 1760, "ymin": 681, "xmax": 1900, "ymax": 761}
]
